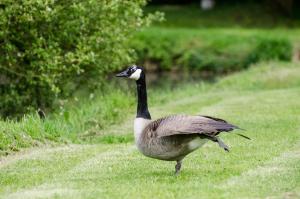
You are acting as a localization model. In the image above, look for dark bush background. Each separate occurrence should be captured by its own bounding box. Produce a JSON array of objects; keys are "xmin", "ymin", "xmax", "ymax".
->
[{"xmin": 149, "ymin": 0, "xmax": 300, "ymax": 17}]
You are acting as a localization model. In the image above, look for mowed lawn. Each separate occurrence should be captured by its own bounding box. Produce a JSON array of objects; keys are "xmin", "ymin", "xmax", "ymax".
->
[{"xmin": 0, "ymin": 62, "xmax": 300, "ymax": 199}]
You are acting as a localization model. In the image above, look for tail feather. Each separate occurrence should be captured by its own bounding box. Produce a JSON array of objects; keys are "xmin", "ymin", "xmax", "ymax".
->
[
  {"xmin": 236, "ymin": 133, "xmax": 251, "ymax": 140},
  {"xmin": 200, "ymin": 115, "xmax": 250, "ymax": 139},
  {"xmin": 216, "ymin": 123, "xmax": 250, "ymax": 140}
]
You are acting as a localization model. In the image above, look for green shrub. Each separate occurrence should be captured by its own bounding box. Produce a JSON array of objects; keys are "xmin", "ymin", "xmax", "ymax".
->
[
  {"xmin": 131, "ymin": 28, "xmax": 292, "ymax": 73},
  {"xmin": 0, "ymin": 0, "xmax": 155, "ymax": 117},
  {"xmin": 177, "ymin": 47, "xmax": 252, "ymax": 72},
  {"xmin": 249, "ymin": 38, "xmax": 292, "ymax": 62},
  {"xmin": 131, "ymin": 29, "xmax": 179, "ymax": 70}
]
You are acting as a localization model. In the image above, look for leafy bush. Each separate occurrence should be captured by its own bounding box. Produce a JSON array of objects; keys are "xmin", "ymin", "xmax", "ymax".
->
[
  {"xmin": 0, "ymin": 0, "xmax": 155, "ymax": 117},
  {"xmin": 130, "ymin": 29, "xmax": 180, "ymax": 70},
  {"xmin": 131, "ymin": 28, "xmax": 292, "ymax": 72},
  {"xmin": 177, "ymin": 46, "xmax": 253, "ymax": 72},
  {"xmin": 249, "ymin": 38, "xmax": 292, "ymax": 62}
]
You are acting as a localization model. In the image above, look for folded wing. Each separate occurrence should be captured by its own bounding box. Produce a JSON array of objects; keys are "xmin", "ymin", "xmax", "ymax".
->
[{"xmin": 151, "ymin": 115, "xmax": 239, "ymax": 138}]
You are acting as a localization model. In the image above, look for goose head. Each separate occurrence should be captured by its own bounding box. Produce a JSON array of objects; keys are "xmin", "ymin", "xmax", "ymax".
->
[{"xmin": 116, "ymin": 65, "xmax": 144, "ymax": 81}]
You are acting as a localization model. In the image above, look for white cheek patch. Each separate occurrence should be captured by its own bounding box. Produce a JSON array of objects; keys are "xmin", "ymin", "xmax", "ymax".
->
[{"xmin": 129, "ymin": 69, "xmax": 142, "ymax": 80}]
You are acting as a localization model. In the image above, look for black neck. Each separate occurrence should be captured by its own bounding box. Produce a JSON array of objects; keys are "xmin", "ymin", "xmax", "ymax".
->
[{"xmin": 136, "ymin": 76, "xmax": 151, "ymax": 119}]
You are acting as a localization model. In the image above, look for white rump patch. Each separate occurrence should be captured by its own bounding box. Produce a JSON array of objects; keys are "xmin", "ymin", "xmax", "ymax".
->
[
  {"xmin": 129, "ymin": 69, "xmax": 142, "ymax": 80},
  {"xmin": 188, "ymin": 138, "xmax": 208, "ymax": 151}
]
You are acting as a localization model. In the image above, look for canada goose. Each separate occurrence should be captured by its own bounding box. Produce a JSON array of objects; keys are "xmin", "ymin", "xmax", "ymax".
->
[{"xmin": 116, "ymin": 65, "xmax": 249, "ymax": 175}]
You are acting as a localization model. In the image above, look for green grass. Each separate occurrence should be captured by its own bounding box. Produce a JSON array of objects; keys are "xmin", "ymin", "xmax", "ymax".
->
[
  {"xmin": 0, "ymin": 87, "xmax": 136, "ymax": 155},
  {"xmin": 0, "ymin": 61, "xmax": 300, "ymax": 198}
]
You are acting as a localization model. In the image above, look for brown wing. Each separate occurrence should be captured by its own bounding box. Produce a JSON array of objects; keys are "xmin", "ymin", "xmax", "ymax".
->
[{"xmin": 147, "ymin": 115, "xmax": 239, "ymax": 138}]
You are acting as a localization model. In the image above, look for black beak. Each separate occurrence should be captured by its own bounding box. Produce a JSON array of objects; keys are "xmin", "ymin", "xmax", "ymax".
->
[{"xmin": 116, "ymin": 69, "xmax": 128, "ymax": 77}]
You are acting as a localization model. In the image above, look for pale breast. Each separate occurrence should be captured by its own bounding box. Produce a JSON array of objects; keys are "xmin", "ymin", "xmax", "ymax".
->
[{"xmin": 134, "ymin": 118, "xmax": 151, "ymax": 143}]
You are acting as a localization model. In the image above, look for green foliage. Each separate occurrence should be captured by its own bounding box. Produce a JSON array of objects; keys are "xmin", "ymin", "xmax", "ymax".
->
[
  {"xmin": 131, "ymin": 29, "xmax": 180, "ymax": 69},
  {"xmin": 249, "ymin": 38, "xmax": 292, "ymax": 62},
  {"xmin": 131, "ymin": 28, "xmax": 292, "ymax": 72},
  {"xmin": 0, "ymin": 0, "xmax": 154, "ymax": 116},
  {"xmin": 177, "ymin": 46, "xmax": 252, "ymax": 72}
]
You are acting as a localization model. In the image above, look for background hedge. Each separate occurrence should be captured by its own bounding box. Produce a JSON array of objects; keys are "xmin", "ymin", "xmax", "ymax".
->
[{"xmin": 131, "ymin": 28, "xmax": 292, "ymax": 72}]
